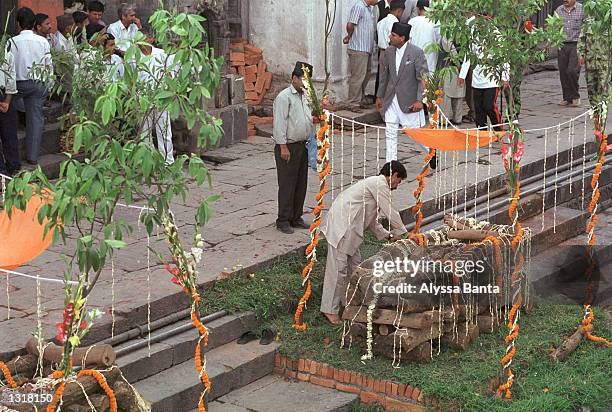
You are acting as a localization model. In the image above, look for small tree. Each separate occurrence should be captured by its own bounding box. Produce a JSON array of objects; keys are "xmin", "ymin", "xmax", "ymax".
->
[
  {"xmin": 428, "ymin": 0, "xmax": 564, "ymax": 399},
  {"xmin": 4, "ymin": 2, "xmax": 222, "ymax": 383}
]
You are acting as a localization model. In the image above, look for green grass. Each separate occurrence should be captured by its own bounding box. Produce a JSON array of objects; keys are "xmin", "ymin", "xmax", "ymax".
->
[{"xmin": 200, "ymin": 235, "xmax": 612, "ymax": 412}]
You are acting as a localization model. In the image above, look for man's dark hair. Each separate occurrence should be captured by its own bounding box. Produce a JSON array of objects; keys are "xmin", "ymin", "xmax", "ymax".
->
[
  {"xmin": 88, "ymin": 0, "xmax": 105, "ymax": 12},
  {"xmin": 72, "ymin": 11, "xmax": 88, "ymax": 25},
  {"xmin": 417, "ymin": 0, "xmax": 430, "ymax": 10},
  {"xmin": 57, "ymin": 14, "xmax": 74, "ymax": 34},
  {"xmin": 35, "ymin": 13, "xmax": 50, "ymax": 30},
  {"xmin": 379, "ymin": 161, "xmax": 407, "ymax": 179},
  {"xmin": 86, "ymin": 22, "xmax": 105, "ymax": 40},
  {"xmin": 16, "ymin": 7, "xmax": 36, "ymax": 30}
]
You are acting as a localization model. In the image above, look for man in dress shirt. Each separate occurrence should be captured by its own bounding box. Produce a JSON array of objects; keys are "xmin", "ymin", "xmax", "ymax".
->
[
  {"xmin": 106, "ymin": 3, "xmax": 142, "ymax": 52},
  {"xmin": 0, "ymin": 47, "xmax": 21, "ymax": 176},
  {"xmin": 11, "ymin": 7, "xmax": 54, "ymax": 165},
  {"xmin": 399, "ymin": 0, "xmax": 418, "ymax": 24},
  {"xmin": 408, "ymin": 0, "xmax": 440, "ymax": 74},
  {"xmin": 139, "ymin": 36, "xmax": 175, "ymax": 165},
  {"xmin": 87, "ymin": 1, "xmax": 107, "ymax": 27},
  {"xmin": 555, "ymin": 0, "xmax": 584, "ymax": 107},
  {"xmin": 376, "ymin": 23, "xmax": 428, "ymax": 162},
  {"xmin": 375, "ymin": 0, "xmax": 405, "ymax": 96},
  {"xmin": 272, "ymin": 61, "xmax": 315, "ymax": 234},
  {"xmin": 50, "ymin": 15, "xmax": 75, "ymax": 53},
  {"xmin": 320, "ymin": 161, "xmax": 408, "ymax": 324},
  {"xmin": 344, "ymin": 0, "xmax": 378, "ymax": 110}
]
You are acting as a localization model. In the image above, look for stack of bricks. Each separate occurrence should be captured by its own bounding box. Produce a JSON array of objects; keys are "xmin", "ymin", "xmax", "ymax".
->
[
  {"xmin": 247, "ymin": 115, "xmax": 273, "ymax": 137},
  {"xmin": 273, "ymin": 354, "xmax": 438, "ymax": 411},
  {"xmin": 229, "ymin": 39, "xmax": 273, "ymax": 107}
]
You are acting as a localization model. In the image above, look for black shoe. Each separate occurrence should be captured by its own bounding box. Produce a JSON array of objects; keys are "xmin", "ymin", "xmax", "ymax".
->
[
  {"xmin": 429, "ymin": 154, "xmax": 437, "ymax": 170},
  {"xmin": 276, "ymin": 225, "xmax": 294, "ymax": 234},
  {"xmin": 290, "ymin": 219, "xmax": 309, "ymax": 229},
  {"xmin": 237, "ymin": 331, "xmax": 258, "ymax": 345},
  {"xmin": 259, "ymin": 329, "xmax": 276, "ymax": 345},
  {"xmin": 461, "ymin": 114, "xmax": 474, "ymax": 123}
]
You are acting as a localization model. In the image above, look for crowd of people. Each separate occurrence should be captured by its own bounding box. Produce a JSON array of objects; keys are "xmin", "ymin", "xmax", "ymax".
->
[{"xmin": 0, "ymin": 1, "xmax": 175, "ymax": 177}]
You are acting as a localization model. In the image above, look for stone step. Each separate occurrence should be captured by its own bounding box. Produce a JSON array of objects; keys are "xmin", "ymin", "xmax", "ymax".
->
[
  {"xmin": 17, "ymin": 121, "xmax": 62, "ymax": 160},
  {"xmin": 116, "ymin": 312, "xmax": 258, "ymax": 383},
  {"xmin": 134, "ymin": 339, "xmax": 278, "ymax": 412},
  {"xmin": 207, "ymin": 375, "xmax": 359, "ymax": 412}
]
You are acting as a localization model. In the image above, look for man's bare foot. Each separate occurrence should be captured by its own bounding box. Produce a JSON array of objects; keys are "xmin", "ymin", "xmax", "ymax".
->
[{"xmin": 323, "ymin": 312, "xmax": 342, "ymax": 325}]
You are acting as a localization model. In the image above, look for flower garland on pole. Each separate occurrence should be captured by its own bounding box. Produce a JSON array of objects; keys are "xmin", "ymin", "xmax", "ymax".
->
[
  {"xmin": 293, "ymin": 66, "xmax": 330, "ymax": 331},
  {"xmin": 161, "ymin": 212, "xmax": 212, "ymax": 411}
]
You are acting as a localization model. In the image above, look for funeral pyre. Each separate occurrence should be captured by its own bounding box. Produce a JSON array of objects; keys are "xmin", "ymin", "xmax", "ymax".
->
[{"xmin": 341, "ymin": 214, "xmax": 531, "ymax": 363}]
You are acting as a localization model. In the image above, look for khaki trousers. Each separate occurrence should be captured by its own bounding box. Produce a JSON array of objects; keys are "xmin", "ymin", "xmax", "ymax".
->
[
  {"xmin": 320, "ymin": 244, "xmax": 362, "ymax": 315},
  {"xmin": 348, "ymin": 49, "xmax": 372, "ymax": 105}
]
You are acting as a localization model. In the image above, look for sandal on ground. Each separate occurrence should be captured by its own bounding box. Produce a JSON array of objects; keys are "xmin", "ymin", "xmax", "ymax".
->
[
  {"xmin": 259, "ymin": 329, "xmax": 276, "ymax": 345},
  {"xmin": 237, "ymin": 331, "xmax": 258, "ymax": 345}
]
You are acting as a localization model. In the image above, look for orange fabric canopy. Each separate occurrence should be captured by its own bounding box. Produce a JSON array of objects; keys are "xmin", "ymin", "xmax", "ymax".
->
[
  {"xmin": 0, "ymin": 195, "xmax": 54, "ymax": 271},
  {"xmin": 402, "ymin": 128, "xmax": 507, "ymax": 151}
]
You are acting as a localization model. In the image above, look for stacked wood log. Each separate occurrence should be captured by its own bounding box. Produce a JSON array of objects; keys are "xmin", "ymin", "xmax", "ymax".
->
[
  {"xmin": 0, "ymin": 340, "xmax": 149, "ymax": 412},
  {"xmin": 342, "ymin": 215, "xmax": 518, "ymax": 363},
  {"xmin": 229, "ymin": 39, "xmax": 273, "ymax": 107}
]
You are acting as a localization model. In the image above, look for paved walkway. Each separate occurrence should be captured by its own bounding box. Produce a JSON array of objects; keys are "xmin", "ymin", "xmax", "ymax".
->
[{"xmin": 1, "ymin": 68, "xmax": 610, "ymax": 358}]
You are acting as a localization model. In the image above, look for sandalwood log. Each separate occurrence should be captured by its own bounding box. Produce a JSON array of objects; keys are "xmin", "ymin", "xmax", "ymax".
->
[
  {"xmin": 403, "ymin": 341, "xmax": 433, "ymax": 363},
  {"xmin": 90, "ymin": 393, "xmax": 110, "ymax": 412},
  {"xmin": 378, "ymin": 324, "xmax": 391, "ymax": 336},
  {"xmin": 477, "ymin": 314, "xmax": 499, "ymax": 334},
  {"xmin": 447, "ymin": 229, "xmax": 494, "ymax": 241},
  {"xmin": 4, "ymin": 354, "xmax": 38, "ymax": 378},
  {"xmin": 26, "ymin": 338, "xmax": 116, "ymax": 367},
  {"xmin": 441, "ymin": 323, "xmax": 479, "ymax": 351},
  {"xmin": 342, "ymin": 306, "xmax": 440, "ymax": 329},
  {"xmin": 114, "ymin": 380, "xmax": 151, "ymax": 412},
  {"xmin": 550, "ymin": 328, "xmax": 584, "ymax": 362},
  {"xmin": 60, "ymin": 367, "xmax": 121, "ymax": 406}
]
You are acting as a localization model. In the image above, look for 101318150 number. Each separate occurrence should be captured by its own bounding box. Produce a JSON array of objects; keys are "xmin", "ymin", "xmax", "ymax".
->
[{"xmin": 1, "ymin": 390, "xmax": 54, "ymax": 405}]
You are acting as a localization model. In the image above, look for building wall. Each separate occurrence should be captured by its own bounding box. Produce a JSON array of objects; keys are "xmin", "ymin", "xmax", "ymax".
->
[{"xmin": 17, "ymin": 0, "xmax": 63, "ymax": 31}]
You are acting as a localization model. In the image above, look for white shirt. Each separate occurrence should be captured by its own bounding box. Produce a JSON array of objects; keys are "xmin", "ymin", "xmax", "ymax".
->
[
  {"xmin": 106, "ymin": 20, "xmax": 139, "ymax": 51},
  {"xmin": 408, "ymin": 16, "xmax": 440, "ymax": 73},
  {"xmin": 377, "ymin": 14, "xmax": 398, "ymax": 49},
  {"xmin": 139, "ymin": 47, "xmax": 176, "ymax": 86},
  {"xmin": 395, "ymin": 41, "xmax": 407, "ymax": 75},
  {"xmin": 10, "ymin": 30, "xmax": 54, "ymax": 82},
  {"xmin": 105, "ymin": 54, "xmax": 125, "ymax": 82},
  {"xmin": 0, "ymin": 50, "xmax": 17, "ymax": 94},
  {"xmin": 50, "ymin": 31, "xmax": 73, "ymax": 53}
]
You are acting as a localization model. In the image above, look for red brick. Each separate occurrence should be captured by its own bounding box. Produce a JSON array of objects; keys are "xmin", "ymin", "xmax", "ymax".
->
[
  {"xmin": 255, "ymin": 74, "xmax": 266, "ymax": 94},
  {"xmin": 229, "ymin": 66, "xmax": 237, "ymax": 74},
  {"xmin": 385, "ymin": 381, "xmax": 393, "ymax": 395},
  {"xmin": 385, "ymin": 397, "xmax": 428, "ymax": 412},
  {"xmin": 310, "ymin": 376, "xmax": 335, "ymax": 389},
  {"xmin": 398, "ymin": 384, "xmax": 408, "ymax": 399},
  {"xmin": 411, "ymin": 387, "xmax": 421, "ymax": 401},
  {"xmin": 373, "ymin": 379, "xmax": 383, "ymax": 393},
  {"xmin": 245, "ymin": 72, "xmax": 257, "ymax": 84},
  {"xmin": 272, "ymin": 367, "xmax": 283, "ymax": 375},
  {"xmin": 325, "ymin": 367, "xmax": 334, "ymax": 379},
  {"xmin": 391, "ymin": 383, "xmax": 399, "ymax": 396},
  {"xmin": 245, "ymin": 82, "xmax": 256, "ymax": 92},
  {"xmin": 229, "ymin": 52, "xmax": 245, "ymax": 62},
  {"xmin": 360, "ymin": 391, "xmax": 385, "ymax": 406},
  {"xmin": 417, "ymin": 392, "xmax": 424, "ymax": 403},
  {"xmin": 275, "ymin": 354, "xmax": 281, "ymax": 367},
  {"xmin": 335, "ymin": 383, "xmax": 361, "ymax": 394},
  {"xmin": 280, "ymin": 356, "xmax": 286, "ymax": 368},
  {"xmin": 320, "ymin": 365, "xmax": 329, "ymax": 377},
  {"xmin": 310, "ymin": 361, "xmax": 319, "ymax": 375},
  {"xmin": 366, "ymin": 377, "xmax": 375, "ymax": 391},
  {"xmin": 298, "ymin": 359, "xmax": 305, "ymax": 372},
  {"xmin": 257, "ymin": 61, "xmax": 267, "ymax": 78},
  {"xmin": 245, "ymin": 65, "xmax": 258, "ymax": 75},
  {"xmin": 304, "ymin": 359, "xmax": 312, "ymax": 372},
  {"xmin": 339, "ymin": 370, "xmax": 349, "ymax": 383},
  {"xmin": 287, "ymin": 370, "xmax": 297, "ymax": 379},
  {"xmin": 333, "ymin": 368, "xmax": 341, "ymax": 382},
  {"xmin": 237, "ymin": 65, "xmax": 245, "ymax": 75},
  {"xmin": 292, "ymin": 360, "xmax": 299, "ymax": 370},
  {"xmin": 404, "ymin": 385, "xmax": 414, "ymax": 398},
  {"xmin": 297, "ymin": 372, "xmax": 310, "ymax": 382},
  {"xmin": 263, "ymin": 72, "xmax": 273, "ymax": 90},
  {"xmin": 246, "ymin": 91, "xmax": 258, "ymax": 100}
]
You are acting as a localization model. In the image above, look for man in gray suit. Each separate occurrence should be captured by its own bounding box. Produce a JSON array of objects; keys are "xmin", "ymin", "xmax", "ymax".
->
[
  {"xmin": 400, "ymin": 0, "xmax": 418, "ymax": 23},
  {"xmin": 320, "ymin": 161, "xmax": 408, "ymax": 324},
  {"xmin": 376, "ymin": 22, "xmax": 428, "ymax": 162}
]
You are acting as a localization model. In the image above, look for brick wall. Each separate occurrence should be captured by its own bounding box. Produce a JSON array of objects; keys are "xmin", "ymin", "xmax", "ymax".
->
[{"xmin": 17, "ymin": 0, "xmax": 63, "ymax": 32}]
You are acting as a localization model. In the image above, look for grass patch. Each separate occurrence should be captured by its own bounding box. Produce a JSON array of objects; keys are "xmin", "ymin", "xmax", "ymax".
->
[{"xmin": 200, "ymin": 235, "xmax": 612, "ymax": 412}]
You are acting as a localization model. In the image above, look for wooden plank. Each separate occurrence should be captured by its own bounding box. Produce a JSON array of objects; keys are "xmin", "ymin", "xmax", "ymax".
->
[{"xmin": 342, "ymin": 306, "xmax": 441, "ymax": 329}]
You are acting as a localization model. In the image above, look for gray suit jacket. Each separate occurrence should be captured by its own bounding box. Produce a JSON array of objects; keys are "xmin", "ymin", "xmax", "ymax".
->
[{"xmin": 376, "ymin": 43, "xmax": 428, "ymax": 114}]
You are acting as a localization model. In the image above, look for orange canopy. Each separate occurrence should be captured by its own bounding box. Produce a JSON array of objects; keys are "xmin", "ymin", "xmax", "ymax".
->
[
  {"xmin": 402, "ymin": 128, "xmax": 507, "ymax": 151},
  {"xmin": 0, "ymin": 195, "xmax": 54, "ymax": 271}
]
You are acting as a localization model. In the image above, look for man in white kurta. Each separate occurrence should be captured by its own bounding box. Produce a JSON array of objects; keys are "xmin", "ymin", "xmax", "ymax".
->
[
  {"xmin": 408, "ymin": 0, "xmax": 440, "ymax": 74},
  {"xmin": 320, "ymin": 161, "xmax": 409, "ymax": 324}
]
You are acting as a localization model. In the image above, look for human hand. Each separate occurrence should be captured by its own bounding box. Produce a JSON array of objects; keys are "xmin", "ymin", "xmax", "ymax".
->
[
  {"xmin": 280, "ymin": 145, "xmax": 291, "ymax": 162},
  {"xmin": 376, "ymin": 97, "xmax": 383, "ymax": 112},
  {"xmin": 0, "ymin": 102, "xmax": 8, "ymax": 113},
  {"xmin": 502, "ymin": 80, "xmax": 509, "ymax": 90},
  {"xmin": 312, "ymin": 115, "xmax": 320, "ymax": 124},
  {"xmin": 134, "ymin": 17, "xmax": 142, "ymax": 29},
  {"xmin": 343, "ymin": 35, "xmax": 350, "ymax": 45},
  {"xmin": 411, "ymin": 101, "xmax": 423, "ymax": 112},
  {"xmin": 389, "ymin": 235, "xmax": 403, "ymax": 242},
  {"xmin": 578, "ymin": 58, "xmax": 585, "ymax": 66},
  {"xmin": 457, "ymin": 78, "xmax": 465, "ymax": 87}
]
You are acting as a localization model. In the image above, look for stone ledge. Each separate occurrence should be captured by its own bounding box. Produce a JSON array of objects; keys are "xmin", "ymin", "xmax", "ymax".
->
[{"xmin": 273, "ymin": 353, "xmax": 439, "ymax": 411}]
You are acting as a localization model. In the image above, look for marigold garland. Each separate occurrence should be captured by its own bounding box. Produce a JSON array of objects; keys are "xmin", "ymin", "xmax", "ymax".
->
[
  {"xmin": 47, "ymin": 381, "xmax": 66, "ymax": 412},
  {"xmin": 410, "ymin": 149, "xmax": 436, "ymax": 234},
  {"xmin": 77, "ymin": 369, "xmax": 117, "ymax": 412},
  {"xmin": 0, "ymin": 361, "xmax": 17, "ymax": 388},
  {"xmin": 293, "ymin": 113, "xmax": 330, "ymax": 331}
]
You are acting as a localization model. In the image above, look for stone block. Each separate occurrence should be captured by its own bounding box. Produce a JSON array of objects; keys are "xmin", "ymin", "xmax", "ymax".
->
[
  {"xmin": 229, "ymin": 75, "xmax": 245, "ymax": 105},
  {"xmin": 215, "ymin": 76, "xmax": 230, "ymax": 108}
]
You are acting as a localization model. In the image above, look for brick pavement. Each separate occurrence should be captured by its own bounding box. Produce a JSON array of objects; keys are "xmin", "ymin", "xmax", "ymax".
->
[{"xmin": 1, "ymin": 68, "xmax": 610, "ymax": 359}]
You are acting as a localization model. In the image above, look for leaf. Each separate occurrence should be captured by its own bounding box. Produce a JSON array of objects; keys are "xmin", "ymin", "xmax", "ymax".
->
[{"xmin": 104, "ymin": 239, "xmax": 127, "ymax": 248}]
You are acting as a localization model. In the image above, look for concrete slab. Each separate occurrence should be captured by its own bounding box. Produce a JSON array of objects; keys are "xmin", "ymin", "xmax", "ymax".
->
[{"xmin": 216, "ymin": 375, "xmax": 358, "ymax": 412}]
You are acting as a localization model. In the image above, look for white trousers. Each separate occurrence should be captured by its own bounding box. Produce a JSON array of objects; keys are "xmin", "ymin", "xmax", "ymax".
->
[
  {"xmin": 384, "ymin": 97, "xmax": 425, "ymax": 162},
  {"xmin": 143, "ymin": 110, "xmax": 175, "ymax": 164}
]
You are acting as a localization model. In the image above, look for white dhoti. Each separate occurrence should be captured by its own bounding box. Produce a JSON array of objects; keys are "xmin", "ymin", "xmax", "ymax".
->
[
  {"xmin": 143, "ymin": 110, "xmax": 175, "ymax": 165},
  {"xmin": 384, "ymin": 96, "xmax": 425, "ymax": 162}
]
